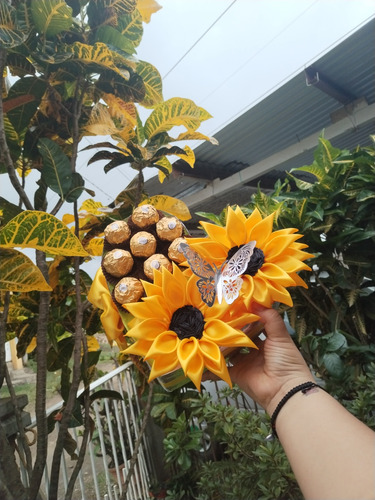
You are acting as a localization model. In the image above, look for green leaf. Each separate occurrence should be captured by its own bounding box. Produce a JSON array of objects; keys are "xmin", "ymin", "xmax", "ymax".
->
[
  {"xmin": 89, "ymin": 389, "xmax": 123, "ymax": 403},
  {"xmin": 95, "ymin": 25, "xmax": 135, "ymax": 54},
  {"xmin": 314, "ymin": 136, "xmax": 341, "ymax": 171},
  {"xmin": 0, "ymin": 0, "xmax": 29, "ymax": 48},
  {"xmin": 30, "ymin": 0, "xmax": 73, "ymax": 37},
  {"xmin": 0, "ymin": 197, "xmax": 23, "ymax": 225},
  {"xmin": 38, "ymin": 138, "xmax": 72, "ymax": 198},
  {"xmin": 65, "ymin": 172, "xmax": 86, "ymax": 202},
  {"xmin": 356, "ymin": 190, "xmax": 375, "ymax": 202},
  {"xmin": 322, "ymin": 352, "xmax": 345, "ymax": 377},
  {"xmin": 326, "ymin": 331, "xmax": 347, "ymax": 352},
  {"xmin": 290, "ymin": 162, "xmax": 325, "ymax": 182},
  {"xmin": 0, "ymin": 248, "xmax": 52, "ymax": 292},
  {"xmin": 0, "ymin": 211, "xmax": 89, "ymax": 256},
  {"xmin": 5, "ymin": 77, "xmax": 47, "ymax": 134}
]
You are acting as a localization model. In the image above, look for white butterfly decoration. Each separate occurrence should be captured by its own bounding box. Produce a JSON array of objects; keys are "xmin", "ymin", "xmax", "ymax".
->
[{"xmin": 179, "ymin": 241, "xmax": 256, "ymax": 307}]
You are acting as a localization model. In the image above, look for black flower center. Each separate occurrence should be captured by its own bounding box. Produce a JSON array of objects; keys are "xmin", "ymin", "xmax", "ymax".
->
[
  {"xmin": 169, "ymin": 305, "xmax": 205, "ymax": 340},
  {"xmin": 227, "ymin": 244, "xmax": 265, "ymax": 276}
]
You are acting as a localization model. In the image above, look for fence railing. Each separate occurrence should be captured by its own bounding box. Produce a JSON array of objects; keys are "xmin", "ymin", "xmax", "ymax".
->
[{"xmin": 21, "ymin": 362, "xmax": 155, "ymax": 500}]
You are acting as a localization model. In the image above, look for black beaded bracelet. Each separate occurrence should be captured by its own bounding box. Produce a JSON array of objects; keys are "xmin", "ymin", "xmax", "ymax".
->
[{"xmin": 267, "ymin": 382, "xmax": 319, "ymax": 440}]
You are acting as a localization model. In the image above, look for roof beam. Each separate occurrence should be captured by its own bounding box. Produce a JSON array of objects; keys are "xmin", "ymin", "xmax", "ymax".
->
[
  {"xmin": 305, "ymin": 66, "xmax": 356, "ymax": 105},
  {"xmin": 181, "ymin": 101, "xmax": 375, "ymax": 209}
]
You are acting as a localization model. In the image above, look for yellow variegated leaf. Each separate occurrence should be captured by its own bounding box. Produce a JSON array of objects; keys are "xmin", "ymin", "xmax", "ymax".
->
[
  {"xmin": 140, "ymin": 195, "xmax": 191, "ymax": 221},
  {"xmin": 0, "ymin": 211, "xmax": 89, "ymax": 256},
  {"xmin": 85, "ymin": 237, "xmax": 104, "ymax": 257},
  {"xmin": 175, "ymin": 145, "xmax": 195, "ymax": 168},
  {"xmin": 86, "ymin": 335, "xmax": 100, "ymax": 352},
  {"xmin": 49, "ymin": 255, "xmax": 66, "ymax": 289},
  {"xmin": 80, "ymin": 199, "xmax": 106, "ymax": 216},
  {"xmin": 155, "ymin": 156, "xmax": 172, "ymax": 183},
  {"xmin": 26, "ymin": 337, "xmax": 37, "ymax": 354},
  {"xmin": 144, "ymin": 98, "xmax": 211, "ymax": 140},
  {"xmin": 0, "ymin": 248, "xmax": 52, "ymax": 292},
  {"xmin": 31, "ymin": 0, "xmax": 73, "ymax": 37},
  {"xmin": 137, "ymin": 60, "xmax": 163, "ymax": 107},
  {"xmin": 174, "ymin": 131, "xmax": 219, "ymax": 145},
  {"xmin": 103, "ymin": 94, "xmax": 137, "ymax": 128},
  {"xmin": 198, "ymin": 107, "xmax": 213, "ymax": 122},
  {"xmin": 84, "ymin": 103, "xmax": 121, "ymax": 136},
  {"xmin": 137, "ymin": 0, "xmax": 162, "ymax": 23},
  {"xmin": 62, "ymin": 213, "xmax": 75, "ymax": 225},
  {"xmin": 63, "ymin": 42, "xmax": 130, "ymax": 79}
]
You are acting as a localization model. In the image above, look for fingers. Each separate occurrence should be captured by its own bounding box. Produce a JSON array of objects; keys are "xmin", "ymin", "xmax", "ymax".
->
[{"xmin": 253, "ymin": 306, "xmax": 292, "ymax": 343}]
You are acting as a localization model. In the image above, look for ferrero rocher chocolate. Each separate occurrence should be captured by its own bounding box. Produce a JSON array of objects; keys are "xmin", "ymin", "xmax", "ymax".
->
[
  {"xmin": 132, "ymin": 204, "xmax": 159, "ymax": 228},
  {"xmin": 104, "ymin": 220, "xmax": 131, "ymax": 245},
  {"xmin": 102, "ymin": 249, "xmax": 134, "ymax": 278},
  {"xmin": 168, "ymin": 237, "xmax": 187, "ymax": 264},
  {"xmin": 144, "ymin": 254, "xmax": 173, "ymax": 280},
  {"xmin": 156, "ymin": 217, "xmax": 183, "ymax": 241},
  {"xmin": 130, "ymin": 231, "xmax": 157, "ymax": 257},
  {"xmin": 114, "ymin": 277, "xmax": 144, "ymax": 304}
]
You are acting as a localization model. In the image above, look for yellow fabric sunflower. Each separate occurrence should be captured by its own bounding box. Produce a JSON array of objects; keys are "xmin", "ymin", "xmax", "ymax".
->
[
  {"xmin": 187, "ymin": 206, "xmax": 314, "ymax": 308},
  {"xmin": 123, "ymin": 264, "xmax": 259, "ymax": 390}
]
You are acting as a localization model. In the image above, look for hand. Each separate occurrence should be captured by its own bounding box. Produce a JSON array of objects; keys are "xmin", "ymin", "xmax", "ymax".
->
[{"xmin": 228, "ymin": 306, "xmax": 315, "ymax": 415}]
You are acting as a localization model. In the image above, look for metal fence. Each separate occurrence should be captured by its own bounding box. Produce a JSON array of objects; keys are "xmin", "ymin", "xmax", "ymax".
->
[{"xmin": 22, "ymin": 362, "xmax": 155, "ymax": 500}]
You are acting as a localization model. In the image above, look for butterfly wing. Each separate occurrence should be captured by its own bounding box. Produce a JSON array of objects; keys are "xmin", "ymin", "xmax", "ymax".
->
[
  {"xmin": 217, "ymin": 275, "xmax": 244, "ymax": 304},
  {"xmin": 179, "ymin": 242, "xmax": 215, "ymax": 278},
  {"xmin": 196, "ymin": 277, "xmax": 216, "ymax": 307},
  {"xmin": 217, "ymin": 241, "xmax": 256, "ymax": 304},
  {"xmin": 179, "ymin": 242, "xmax": 217, "ymax": 306},
  {"xmin": 222, "ymin": 241, "xmax": 256, "ymax": 278}
]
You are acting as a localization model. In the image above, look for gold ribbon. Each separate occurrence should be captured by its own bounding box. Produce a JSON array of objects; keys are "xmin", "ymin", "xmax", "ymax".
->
[{"xmin": 88, "ymin": 268, "xmax": 127, "ymax": 349}]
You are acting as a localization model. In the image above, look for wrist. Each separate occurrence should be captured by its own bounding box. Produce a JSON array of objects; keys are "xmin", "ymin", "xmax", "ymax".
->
[{"xmin": 265, "ymin": 375, "xmax": 316, "ymax": 416}]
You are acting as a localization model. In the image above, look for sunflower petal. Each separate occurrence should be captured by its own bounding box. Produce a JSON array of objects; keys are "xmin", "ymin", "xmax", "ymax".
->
[
  {"xmin": 204, "ymin": 319, "xmax": 257, "ymax": 347},
  {"xmin": 145, "ymin": 331, "xmax": 178, "ymax": 359},
  {"xmin": 249, "ymin": 212, "xmax": 274, "ymax": 247},
  {"xmin": 177, "ymin": 337, "xmax": 205, "ymax": 390},
  {"xmin": 160, "ymin": 266, "xmax": 186, "ymax": 309},
  {"xmin": 126, "ymin": 295, "xmax": 171, "ymax": 320},
  {"xmin": 123, "ymin": 339, "xmax": 152, "ymax": 357},
  {"xmin": 226, "ymin": 206, "xmax": 247, "ymax": 246},
  {"xmin": 148, "ymin": 355, "xmax": 180, "ymax": 381},
  {"xmin": 257, "ymin": 263, "xmax": 296, "ymax": 286},
  {"xmin": 199, "ymin": 339, "xmax": 232, "ymax": 387},
  {"xmin": 126, "ymin": 318, "xmax": 167, "ymax": 340},
  {"xmin": 200, "ymin": 221, "xmax": 231, "ymax": 248}
]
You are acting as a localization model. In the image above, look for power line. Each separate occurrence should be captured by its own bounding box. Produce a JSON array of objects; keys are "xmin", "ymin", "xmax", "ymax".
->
[
  {"xmin": 199, "ymin": 0, "xmax": 320, "ymax": 110},
  {"xmin": 162, "ymin": 0, "xmax": 238, "ymax": 79}
]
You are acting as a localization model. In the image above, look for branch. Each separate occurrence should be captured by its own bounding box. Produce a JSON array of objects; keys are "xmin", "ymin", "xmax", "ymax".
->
[
  {"xmin": 4, "ymin": 363, "xmax": 33, "ymax": 479},
  {"xmin": 0, "ymin": 48, "xmax": 33, "ymax": 210},
  {"xmin": 0, "ymin": 292, "xmax": 10, "ymax": 390},
  {"xmin": 29, "ymin": 251, "xmax": 51, "ymax": 500}
]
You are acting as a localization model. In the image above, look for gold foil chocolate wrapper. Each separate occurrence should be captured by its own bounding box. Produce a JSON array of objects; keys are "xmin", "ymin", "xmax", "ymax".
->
[
  {"xmin": 144, "ymin": 254, "xmax": 173, "ymax": 280},
  {"xmin": 104, "ymin": 220, "xmax": 131, "ymax": 245},
  {"xmin": 130, "ymin": 231, "xmax": 157, "ymax": 257},
  {"xmin": 132, "ymin": 204, "xmax": 159, "ymax": 228},
  {"xmin": 168, "ymin": 237, "xmax": 187, "ymax": 264},
  {"xmin": 156, "ymin": 217, "xmax": 183, "ymax": 241},
  {"xmin": 102, "ymin": 249, "xmax": 134, "ymax": 278},
  {"xmin": 114, "ymin": 277, "xmax": 144, "ymax": 304}
]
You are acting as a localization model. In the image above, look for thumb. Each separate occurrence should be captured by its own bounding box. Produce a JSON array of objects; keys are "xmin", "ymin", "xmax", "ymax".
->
[{"xmin": 252, "ymin": 306, "xmax": 292, "ymax": 344}]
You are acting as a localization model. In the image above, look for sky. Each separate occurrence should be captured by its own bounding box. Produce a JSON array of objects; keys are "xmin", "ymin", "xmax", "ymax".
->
[
  {"xmin": 78, "ymin": 0, "xmax": 375, "ymax": 206},
  {"xmin": 2, "ymin": 0, "xmax": 374, "ymax": 273}
]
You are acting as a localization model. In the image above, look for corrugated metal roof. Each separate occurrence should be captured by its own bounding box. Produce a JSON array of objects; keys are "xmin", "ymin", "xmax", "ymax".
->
[{"xmin": 145, "ymin": 19, "xmax": 375, "ymax": 228}]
